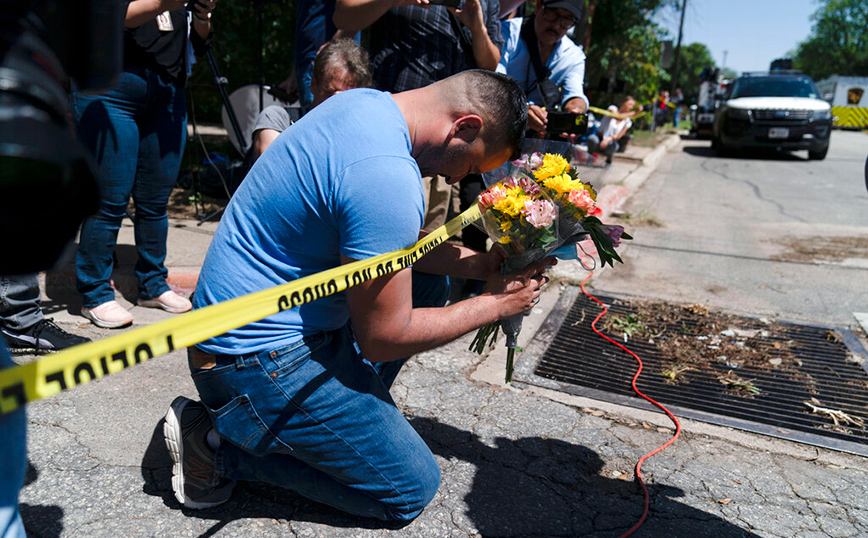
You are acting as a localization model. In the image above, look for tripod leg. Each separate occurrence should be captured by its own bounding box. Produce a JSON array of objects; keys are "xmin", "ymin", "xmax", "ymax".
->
[{"xmin": 205, "ymin": 49, "xmax": 248, "ymax": 156}]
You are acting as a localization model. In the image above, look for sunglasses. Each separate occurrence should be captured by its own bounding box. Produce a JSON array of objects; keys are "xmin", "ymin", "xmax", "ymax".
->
[{"xmin": 540, "ymin": 8, "xmax": 578, "ymax": 30}]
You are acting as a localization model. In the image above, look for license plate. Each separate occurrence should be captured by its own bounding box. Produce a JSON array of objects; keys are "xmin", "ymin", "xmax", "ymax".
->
[
  {"xmin": 768, "ymin": 127, "xmax": 789, "ymax": 139},
  {"xmin": 698, "ymin": 114, "xmax": 714, "ymax": 123}
]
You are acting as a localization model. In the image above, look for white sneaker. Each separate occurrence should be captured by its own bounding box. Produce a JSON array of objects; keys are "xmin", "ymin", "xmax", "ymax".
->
[
  {"xmin": 137, "ymin": 291, "xmax": 192, "ymax": 314},
  {"xmin": 81, "ymin": 300, "xmax": 134, "ymax": 329}
]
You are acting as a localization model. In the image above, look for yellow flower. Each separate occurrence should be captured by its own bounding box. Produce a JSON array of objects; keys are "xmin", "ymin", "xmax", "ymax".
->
[
  {"xmin": 533, "ymin": 153, "xmax": 570, "ymax": 181},
  {"xmin": 498, "ymin": 235, "xmax": 512, "ymax": 245},
  {"xmin": 493, "ymin": 187, "xmax": 527, "ymax": 217},
  {"xmin": 543, "ymin": 173, "xmax": 582, "ymax": 195},
  {"xmin": 499, "ymin": 219, "xmax": 512, "ymax": 232}
]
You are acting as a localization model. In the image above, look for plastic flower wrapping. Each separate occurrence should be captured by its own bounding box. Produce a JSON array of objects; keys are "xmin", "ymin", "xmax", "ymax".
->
[{"xmin": 471, "ymin": 151, "xmax": 632, "ymax": 383}]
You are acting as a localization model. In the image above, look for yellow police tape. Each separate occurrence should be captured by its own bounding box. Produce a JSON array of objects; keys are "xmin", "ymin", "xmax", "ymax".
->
[
  {"xmin": 0, "ymin": 205, "xmax": 483, "ymax": 415},
  {"xmin": 589, "ymin": 105, "xmax": 648, "ymax": 121}
]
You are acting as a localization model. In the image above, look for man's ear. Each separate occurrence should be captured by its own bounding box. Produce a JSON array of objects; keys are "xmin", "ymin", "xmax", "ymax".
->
[{"xmin": 449, "ymin": 114, "xmax": 483, "ymax": 142}]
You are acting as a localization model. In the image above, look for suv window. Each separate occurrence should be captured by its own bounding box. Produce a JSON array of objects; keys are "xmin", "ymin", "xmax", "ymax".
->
[{"xmin": 730, "ymin": 76, "xmax": 820, "ymax": 100}]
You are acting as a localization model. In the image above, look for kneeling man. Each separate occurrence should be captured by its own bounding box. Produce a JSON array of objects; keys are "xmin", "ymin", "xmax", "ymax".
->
[{"xmin": 164, "ymin": 70, "xmax": 552, "ymax": 521}]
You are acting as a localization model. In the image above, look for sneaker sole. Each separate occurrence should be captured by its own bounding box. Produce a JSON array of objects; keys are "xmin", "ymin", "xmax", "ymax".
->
[
  {"xmin": 81, "ymin": 310, "xmax": 133, "ymax": 329},
  {"xmin": 164, "ymin": 396, "xmax": 226, "ymax": 509}
]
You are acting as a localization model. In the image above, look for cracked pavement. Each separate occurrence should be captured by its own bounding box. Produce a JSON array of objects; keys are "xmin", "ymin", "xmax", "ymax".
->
[
  {"xmin": 17, "ymin": 309, "xmax": 868, "ymax": 538},
  {"xmin": 17, "ymin": 132, "xmax": 868, "ymax": 536}
]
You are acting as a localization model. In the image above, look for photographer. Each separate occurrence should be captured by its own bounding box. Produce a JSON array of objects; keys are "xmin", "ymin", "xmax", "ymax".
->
[
  {"xmin": 72, "ymin": 0, "xmax": 216, "ymax": 329},
  {"xmin": 496, "ymin": 0, "xmax": 588, "ymax": 137}
]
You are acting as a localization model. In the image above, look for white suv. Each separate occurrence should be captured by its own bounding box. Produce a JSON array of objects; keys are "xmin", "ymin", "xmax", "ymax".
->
[{"xmin": 712, "ymin": 73, "xmax": 832, "ymax": 160}]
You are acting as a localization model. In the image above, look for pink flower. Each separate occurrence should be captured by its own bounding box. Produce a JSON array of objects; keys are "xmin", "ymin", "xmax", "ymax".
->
[
  {"xmin": 478, "ymin": 185, "xmax": 508, "ymax": 211},
  {"xmin": 517, "ymin": 176, "xmax": 540, "ymax": 196},
  {"xmin": 600, "ymin": 224, "xmax": 626, "ymax": 247},
  {"xmin": 522, "ymin": 199, "xmax": 556, "ymax": 228},
  {"xmin": 567, "ymin": 188, "xmax": 596, "ymax": 213},
  {"xmin": 501, "ymin": 176, "xmax": 518, "ymax": 188},
  {"xmin": 512, "ymin": 152, "xmax": 544, "ymax": 171}
]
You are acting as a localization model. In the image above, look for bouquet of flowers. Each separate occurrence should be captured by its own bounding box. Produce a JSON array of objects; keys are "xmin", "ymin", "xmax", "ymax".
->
[{"xmin": 471, "ymin": 151, "xmax": 632, "ymax": 382}]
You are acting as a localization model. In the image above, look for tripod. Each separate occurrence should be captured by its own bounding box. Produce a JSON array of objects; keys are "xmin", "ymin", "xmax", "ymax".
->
[{"xmin": 186, "ymin": 46, "xmax": 248, "ymax": 225}]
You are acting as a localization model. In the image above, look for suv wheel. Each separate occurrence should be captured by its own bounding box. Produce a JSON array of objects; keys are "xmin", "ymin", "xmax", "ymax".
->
[
  {"xmin": 808, "ymin": 146, "xmax": 828, "ymax": 161},
  {"xmin": 712, "ymin": 135, "xmax": 729, "ymax": 156}
]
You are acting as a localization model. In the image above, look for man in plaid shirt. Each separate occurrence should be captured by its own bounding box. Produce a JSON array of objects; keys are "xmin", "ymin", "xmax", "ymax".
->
[{"xmin": 335, "ymin": 0, "xmax": 503, "ymax": 92}]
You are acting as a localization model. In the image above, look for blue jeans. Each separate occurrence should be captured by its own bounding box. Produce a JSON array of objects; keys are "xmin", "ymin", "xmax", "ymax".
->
[
  {"xmin": 0, "ymin": 274, "xmax": 42, "ymax": 331},
  {"xmin": 191, "ymin": 325, "xmax": 441, "ymax": 521},
  {"xmin": 71, "ymin": 68, "xmax": 187, "ymax": 307},
  {"xmin": 190, "ymin": 271, "xmax": 449, "ymax": 520},
  {"xmin": 0, "ymin": 345, "xmax": 27, "ymax": 538}
]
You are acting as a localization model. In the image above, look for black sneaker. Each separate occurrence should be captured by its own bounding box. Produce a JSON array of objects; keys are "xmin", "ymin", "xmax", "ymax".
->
[
  {"xmin": 0, "ymin": 319, "xmax": 90, "ymax": 353},
  {"xmin": 164, "ymin": 396, "xmax": 235, "ymax": 509}
]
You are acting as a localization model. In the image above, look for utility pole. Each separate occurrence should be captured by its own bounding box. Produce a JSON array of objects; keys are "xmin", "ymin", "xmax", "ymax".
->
[
  {"xmin": 669, "ymin": 0, "xmax": 687, "ymax": 94},
  {"xmin": 580, "ymin": 0, "xmax": 597, "ymax": 53},
  {"xmin": 722, "ymin": 50, "xmax": 728, "ymax": 72}
]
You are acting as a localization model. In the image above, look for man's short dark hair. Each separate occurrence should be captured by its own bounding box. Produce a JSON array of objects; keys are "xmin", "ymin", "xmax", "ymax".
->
[
  {"xmin": 451, "ymin": 70, "xmax": 527, "ymax": 160},
  {"xmin": 313, "ymin": 38, "xmax": 373, "ymax": 89}
]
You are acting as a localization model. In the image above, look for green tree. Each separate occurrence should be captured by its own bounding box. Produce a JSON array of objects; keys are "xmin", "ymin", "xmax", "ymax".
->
[
  {"xmin": 663, "ymin": 42, "xmax": 715, "ymax": 104},
  {"xmin": 793, "ymin": 0, "xmax": 868, "ymax": 80},
  {"xmin": 188, "ymin": 0, "xmax": 297, "ymax": 124},
  {"xmin": 583, "ymin": 0, "xmax": 677, "ymax": 108}
]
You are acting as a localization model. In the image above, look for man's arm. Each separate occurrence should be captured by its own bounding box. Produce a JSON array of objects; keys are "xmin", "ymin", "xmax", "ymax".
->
[
  {"xmin": 253, "ymin": 129, "xmax": 280, "ymax": 159},
  {"xmin": 411, "ymin": 237, "xmax": 508, "ymax": 280},
  {"xmin": 334, "ymin": 0, "xmax": 424, "ymax": 32},
  {"xmin": 125, "ymin": 0, "xmax": 186, "ymax": 28},
  {"xmin": 344, "ymin": 255, "xmax": 550, "ymax": 362},
  {"xmin": 556, "ymin": 43, "xmax": 589, "ymax": 114},
  {"xmin": 452, "ymin": 0, "xmax": 501, "ymax": 71}
]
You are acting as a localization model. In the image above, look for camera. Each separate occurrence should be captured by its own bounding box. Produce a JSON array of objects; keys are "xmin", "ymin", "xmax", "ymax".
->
[
  {"xmin": 428, "ymin": 0, "xmax": 462, "ymax": 8},
  {"xmin": 0, "ymin": 1, "xmax": 123, "ymax": 274},
  {"xmin": 546, "ymin": 112, "xmax": 588, "ymax": 136}
]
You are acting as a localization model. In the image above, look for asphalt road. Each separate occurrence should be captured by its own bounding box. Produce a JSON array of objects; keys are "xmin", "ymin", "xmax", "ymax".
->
[{"xmin": 595, "ymin": 130, "xmax": 868, "ymax": 329}]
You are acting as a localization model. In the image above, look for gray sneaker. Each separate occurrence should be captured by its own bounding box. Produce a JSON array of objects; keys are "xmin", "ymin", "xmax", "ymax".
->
[{"xmin": 163, "ymin": 396, "xmax": 235, "ymax": 508}]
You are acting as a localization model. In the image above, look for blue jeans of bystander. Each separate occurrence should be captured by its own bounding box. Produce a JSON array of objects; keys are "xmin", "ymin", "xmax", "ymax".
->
[
  {"xmin": 72, "ymin": 68, "xmax": 186, "ymax": 308},
  {"xmin": 0, "ymin": 274, "xmax": 42, "ymax": 330},
  {"xmin": 0, "ymin": 345, "xmax": 27, "ymax": 538}
]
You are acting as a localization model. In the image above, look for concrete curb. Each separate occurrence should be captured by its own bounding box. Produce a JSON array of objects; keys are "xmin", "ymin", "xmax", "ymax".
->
[{"xmin": 622, "ymin": 133, "xmax": 682, "ymax": 192}]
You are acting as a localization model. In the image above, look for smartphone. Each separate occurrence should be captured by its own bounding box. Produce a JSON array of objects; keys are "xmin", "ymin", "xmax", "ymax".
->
[
  {"xmin": 546, "ymin": 112, "xmax": 589, "ymax": 136},
  {"xmin": 429, "ymin": 0, "xmax": 462, "ymax": 8}
]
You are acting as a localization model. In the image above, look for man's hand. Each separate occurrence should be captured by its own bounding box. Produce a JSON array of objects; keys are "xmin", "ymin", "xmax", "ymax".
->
[
  {"xmin": 450, "ymin": 0, "xmax": 484, "ymax": 33},
  {"xmin": 563, "ymin": 97, "xmax": 587, "ymax": 114},
  {"xmin": 482, "ymin": 257, "xmax": 554, "ymax": 319},
  {"xmin": 344, "ymin": 254, "xmax": 555, "ymax": 363},
  {"xmin": 527, "ymin": 104, "xmax": 548, "ymax": 133}
]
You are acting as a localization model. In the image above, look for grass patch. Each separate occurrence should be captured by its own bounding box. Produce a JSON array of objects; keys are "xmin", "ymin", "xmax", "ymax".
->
[
  {"xmin": 616, "ymin": 209, "xmax": 664, "ymax": 227},
  {"xmin": 630, "ymin": 130, "xmax": 668, "ymax": 148}
]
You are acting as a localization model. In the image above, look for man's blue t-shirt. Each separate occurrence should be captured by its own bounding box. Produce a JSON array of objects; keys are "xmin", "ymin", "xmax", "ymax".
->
[{"xmin": 193, "ymin": 89, "xmax": 425, "ymax": 355}]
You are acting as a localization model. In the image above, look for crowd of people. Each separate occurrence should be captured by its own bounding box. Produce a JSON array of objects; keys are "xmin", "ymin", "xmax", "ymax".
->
[{"xmin": 2, "ymin": 0, "xmax": 654, "ymax": 532}]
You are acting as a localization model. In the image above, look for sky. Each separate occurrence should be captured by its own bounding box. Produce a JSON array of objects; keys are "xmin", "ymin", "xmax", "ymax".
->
[{"xmin": 653, "ymin": 0, "xmax": 818, "ymax": 75}]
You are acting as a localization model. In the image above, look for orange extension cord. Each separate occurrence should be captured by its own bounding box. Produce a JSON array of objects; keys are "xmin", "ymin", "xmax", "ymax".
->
[{"xmin": 579, "ymin": 272, "xmax": 682, "ymax": 538}]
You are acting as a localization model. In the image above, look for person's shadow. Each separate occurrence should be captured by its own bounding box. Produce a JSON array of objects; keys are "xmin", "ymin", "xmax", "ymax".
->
[
  {"xmin": 409, "ymin": 417, "xmax": 761, "ymax": 538},
  {"xmin": 141, "ymin": 416, "xmax": 761, "ymax": 538},
  {"xmin": 20, "ymin": 460, "xmax": 65, "ymax": 538},
  {"xmin": 682, "ymin": 144, "xmax": 806, "ymax": 161}
]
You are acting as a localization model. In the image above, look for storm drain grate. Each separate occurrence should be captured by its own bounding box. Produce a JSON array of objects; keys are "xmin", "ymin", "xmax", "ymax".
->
[{"xmin": 531, "ymin": 292, "xmax": 868, "ymax": 456}]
